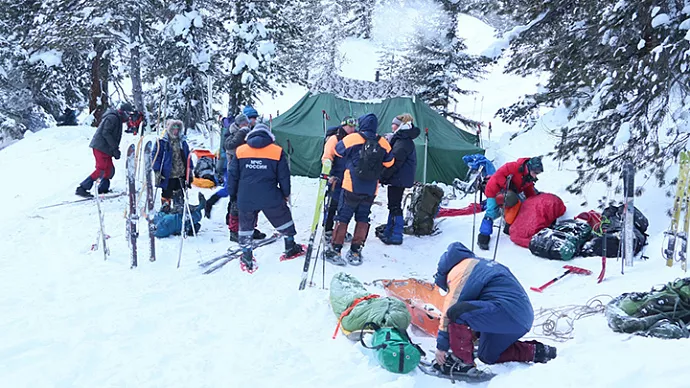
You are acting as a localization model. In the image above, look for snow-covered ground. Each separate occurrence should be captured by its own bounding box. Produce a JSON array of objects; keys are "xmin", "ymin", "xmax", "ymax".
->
[{"xmin": 2, "ymin": 12, "xmax": 689, "ymax": 388}]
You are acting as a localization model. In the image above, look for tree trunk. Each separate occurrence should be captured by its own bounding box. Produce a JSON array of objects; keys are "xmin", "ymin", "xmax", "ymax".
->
[
  {"xmin": 129, "ymin": 12, "xmax": 146, "ymax": 118},
  {"xmin": 89, "ymin": 40, "xmax": 108, "ymax": 127}
]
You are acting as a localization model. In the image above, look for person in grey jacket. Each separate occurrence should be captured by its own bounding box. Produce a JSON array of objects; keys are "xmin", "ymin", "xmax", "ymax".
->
[
  {"xmin": 75, "ymin": 102, "xmax": 133, "ymax": 198},
  {"xmin": 203, "ymin": 112, "xmax": 265, "ymax": 241}
]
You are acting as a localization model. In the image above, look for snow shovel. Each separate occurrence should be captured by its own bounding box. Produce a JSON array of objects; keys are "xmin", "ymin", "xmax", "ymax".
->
[{"xmin": 530, "ymin": 265, "xmax": 592, "ymax": 293}]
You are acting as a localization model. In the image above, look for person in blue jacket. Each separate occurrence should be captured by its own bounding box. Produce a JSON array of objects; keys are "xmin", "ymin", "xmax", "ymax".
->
[
  {"xmin": 324, "ymin": 113, "xmax": 394, "ymax": 266},
  {"xmin": 321, "ymin": 116, "xmax": 357, "ymax": 242},
  {"xmin": 227, "ymin": 123, "xmax": 303, "ymax": 272},
  {"xmin": 152, "ymin": 119, "xmax": 193, "ymax": 213},
  {"xmin": 431, "ymin": 242, "xmax": 557, "ymax": 377},
  {"xmin": 378, "ymin": 113, "xmax": 420, "ymax": 245}
]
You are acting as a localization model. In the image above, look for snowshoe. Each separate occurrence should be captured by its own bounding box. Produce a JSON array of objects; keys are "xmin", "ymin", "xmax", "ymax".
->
[
  {"xmin": 252, "ymin": 229, "xmax": 267, "ymax": 240},
  {"xmin": 240, "ymin": 251, "xmax": 257, "ymax": 274},
  {"xmin": 346, "ymin": 249, "xmax": 363, "ymax": 266},
  {"xmin": 324, "ymin": 247, "xmax": 347, "ymax": 266},
  {"xmin": 418, "ymin": 359, "xmax": 495, "ymax": 383},
  {"xmin": 75, "ymin": 186, "xmax": 94, "ymax": 198},
  {"xmin": 280, "ymin": 244, "xmax": 306, "ymax": 262}
]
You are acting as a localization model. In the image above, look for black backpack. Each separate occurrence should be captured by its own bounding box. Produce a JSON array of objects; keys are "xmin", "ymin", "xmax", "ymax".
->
[
  {"xmin": 403, "ymin": 183, "xmax": 444, "ymax": 236},
  {"xmin": 354, "ymin": 134, "xmax": 386, "ymax": 181}
]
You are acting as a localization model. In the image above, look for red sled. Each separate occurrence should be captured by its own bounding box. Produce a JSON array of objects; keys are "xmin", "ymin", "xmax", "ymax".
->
[{"xmin": 372, "ymin": 278, "xmax": 445, "ymax": 337}]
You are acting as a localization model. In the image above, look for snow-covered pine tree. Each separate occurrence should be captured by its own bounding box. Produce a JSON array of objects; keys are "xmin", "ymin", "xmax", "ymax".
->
[
  {"xmin": 310, "ymin": 0, "xmax": 351, "ymax": 82},
  {"xmin": 266, "ymin": 0, "xmax": 314, "ymax": 87},
  {"xmin": 474, "ymin": 0, "xmax": 690, "ymax": 196},
  {"xmin": 345, "ymin": 0, "xmax": 376, "ymax": 39},
  {"xmin": 401, "ymin": 0, "xmax": 488, "ymax": 127},
  {"xmin": 146, "ymin": 0, "xmax": 228, "ymax": 132}
]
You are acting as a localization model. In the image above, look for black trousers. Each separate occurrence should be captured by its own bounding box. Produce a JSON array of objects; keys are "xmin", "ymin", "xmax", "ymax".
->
[
  {"xmin": 387, "ymin": 186, "xmax": 405, "ymax": 217},
  {"xmin": 162, "ymin": 178, "xmax": 183, "ymax": 199}
]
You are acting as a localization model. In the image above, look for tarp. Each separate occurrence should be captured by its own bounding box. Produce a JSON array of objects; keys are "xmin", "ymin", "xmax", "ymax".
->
[{"xmin": 271, "ymin": 92, "xmax": 484, "ymax": 185}]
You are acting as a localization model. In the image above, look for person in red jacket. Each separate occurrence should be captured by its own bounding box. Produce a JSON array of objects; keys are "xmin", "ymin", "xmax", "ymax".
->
[{"xmin": 477, "ymin": 157, "xmax": 543, "ymax": 250}]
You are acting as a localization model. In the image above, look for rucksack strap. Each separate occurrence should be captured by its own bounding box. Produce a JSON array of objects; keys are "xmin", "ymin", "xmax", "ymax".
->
[{"xmin": 359, "ymin": 321, "xmax": 383, "ymax": 350}]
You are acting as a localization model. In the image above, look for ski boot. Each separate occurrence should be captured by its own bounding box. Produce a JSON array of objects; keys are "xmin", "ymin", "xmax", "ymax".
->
[
  {"xmin": 477, "ymin": 234, "xmax": 490, "ymax": 250},
  {"xmin": 280, "ymin": 236, "xmax": 305, "ymax": 262}
]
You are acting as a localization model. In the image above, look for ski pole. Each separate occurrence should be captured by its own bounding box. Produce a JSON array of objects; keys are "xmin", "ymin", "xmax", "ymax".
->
[
  {"xmin": 492, "ymin": 175, "xmax": 512, "ymax": 261},
  {"xmin": 472, "ymin": 188, "xmax": 478, "ymax": 252},
  {"xmin": 423, "ymin": 128, "xmax": 429, "ymax": 184}
]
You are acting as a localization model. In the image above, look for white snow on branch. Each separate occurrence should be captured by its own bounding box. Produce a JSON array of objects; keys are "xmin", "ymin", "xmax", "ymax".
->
[
  {"xmin": 680, "ymin": 18, "xmax": 690, "ymax": 30},
  {"xmin": 613, "ymin": 122, "xmax": 631, "ymax": 146},
  {"xmin": 232, "ymin": 52, "xmax": 259, "ymax": 75},
  {"xmin": 481, "ymin": 12, "xmax": 547, "ymax": 59},
  {"xmin": 28, "ymin": 50, "xmax": 62, "ymax": 67},
  {"xmin": 651, "ymin": 13, "xmax": 670, "ymax": 28},
  {"xmin": 637, "ymin": 38, "xmax": 646, "ymax": 50}
]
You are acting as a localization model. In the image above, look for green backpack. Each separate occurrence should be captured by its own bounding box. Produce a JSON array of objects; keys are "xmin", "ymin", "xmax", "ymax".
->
[{"xmin": 359, "ymin": 322, "xmax": 424, "ymax": 374}]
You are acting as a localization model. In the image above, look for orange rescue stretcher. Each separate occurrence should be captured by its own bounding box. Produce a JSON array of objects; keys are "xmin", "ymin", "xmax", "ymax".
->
[{"xmin": 371, "ymin": 278, "xmax": 445, "ymax": 337}]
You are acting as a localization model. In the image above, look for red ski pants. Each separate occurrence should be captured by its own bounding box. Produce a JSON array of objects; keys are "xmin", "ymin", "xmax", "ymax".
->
[{"xmin": 89, "ymin": 149, "xmax": 115, "ymax": 181}]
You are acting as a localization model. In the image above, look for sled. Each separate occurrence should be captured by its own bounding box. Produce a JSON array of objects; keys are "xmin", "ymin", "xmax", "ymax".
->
[{"xmin": 371, "ymin": 278, "xmax": 444, "ymax": 337}]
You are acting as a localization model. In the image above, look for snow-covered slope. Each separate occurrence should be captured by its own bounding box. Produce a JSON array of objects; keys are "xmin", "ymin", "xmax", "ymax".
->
[{"xmin": 2, "ymin": 13, "xmax": 689, "ymax": 388}]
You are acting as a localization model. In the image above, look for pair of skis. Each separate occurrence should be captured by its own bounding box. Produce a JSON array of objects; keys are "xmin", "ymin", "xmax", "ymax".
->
[
  {"xmin": 199, "ymin": 233, "xmax": 281, "ymax": 274},
  {"xmin": 125, "ymin": 142, "xmax": 156, "ymax": 268},
  {"xmin": 664, "ymin": 151, "xmax": 690, "ymax": 272}
]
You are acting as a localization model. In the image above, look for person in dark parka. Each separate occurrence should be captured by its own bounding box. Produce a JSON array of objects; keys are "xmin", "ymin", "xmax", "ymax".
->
[
  {"xmin": 227, "ymin": 123, "xmax": 302, "ymax": 272},
  {"xmin": 75, "ymin": 102, "xmax": 133, "ymax": 198},
  {"xmin": 378, "ymin": 113, "xmax": 420, "ymax": 245},
  {"xmin": 431, "ymin": 242, "xmax": 556, "ymax": 377}
]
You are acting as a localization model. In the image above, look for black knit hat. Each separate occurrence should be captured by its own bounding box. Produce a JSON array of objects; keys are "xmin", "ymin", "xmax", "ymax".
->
[
  {"xmin": 119, "ymin": 102, "xmax": 134, "ymax": 113},
  {"xmin": 526, "ymin": 157, "xmax": 543, "ymax": 174}
]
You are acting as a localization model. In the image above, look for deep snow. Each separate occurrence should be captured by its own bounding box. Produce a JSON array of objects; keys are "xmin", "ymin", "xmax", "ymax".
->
[{"xmin": 2, "ymin": 12, "xmax": 690, "ymax": 388}]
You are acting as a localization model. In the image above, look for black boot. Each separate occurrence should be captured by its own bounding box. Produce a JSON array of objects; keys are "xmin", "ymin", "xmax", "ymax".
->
[
  {"xmin": 204, "ymin": 193, "xmax": 220, "ymax": 218},
  {"xmin": 533, "ymin": 343, "xmax": 557, "ymax": 363},
  {"xmin": 229, "ymin": 231, "xmax": 239, "ymax": 242},
  {"xmin": 252, "ymin": 229, "xmax": 267, "ymax": 240},
  {"xmin": 283, "ymin": 236, "xmax": 303, "ymax": 258},
  {"xmin": 503, "ymin": 223, "xmax": 511, "ymax": 236},
  {"xmin": 433, "ymin": 354, "xmax": 476, "ymax": 376},
  {"xmin": 75, "ymin": 186, "xmax": 94, "ymax": 198},
  {"xmin": 477, "ymin": 234, "xmax": 490, "ymax": 250}
]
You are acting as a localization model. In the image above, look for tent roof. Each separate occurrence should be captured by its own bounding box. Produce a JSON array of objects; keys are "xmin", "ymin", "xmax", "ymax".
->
[{"xmin": 271, "ymin": 92, "xmax": 484, "ymax": 184}]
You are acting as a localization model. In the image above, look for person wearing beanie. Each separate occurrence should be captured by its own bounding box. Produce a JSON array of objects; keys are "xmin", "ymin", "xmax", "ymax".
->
[
  {"xmin": 477, "ymin": 156, "xmax": 543, "ymax": 250},
  {"xmin": 323, "ymin": 113, "xmax": 395, "ymax": 266},
  {"xmin": 378, "ymin": 113, "xmax": 419, "ymax": 245},
  {"xmin": 75, "ymin": 102, "xmax": 133, "ymax": 198},
  {"xmin": 227, "ymin": 122, "xmax": 304, "ymax": 272},
  {"xmin": 242, "ymin": 106, "xmax": 259, "ymax": 128},
  {"xmin": 204, "ymin": 112, "xmax": 265, "ymax": 242},
  {"xmin": 321, "ymin": 116, "xmax": 357, "ymax": 243}
]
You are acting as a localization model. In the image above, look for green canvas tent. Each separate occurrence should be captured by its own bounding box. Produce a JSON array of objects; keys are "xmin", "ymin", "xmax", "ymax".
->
[{"xmin": 271, "ymin": 92, "xmax": 484, "ymax": 185}]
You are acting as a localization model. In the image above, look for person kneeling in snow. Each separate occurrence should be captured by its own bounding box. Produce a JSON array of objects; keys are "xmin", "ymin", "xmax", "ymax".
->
[
  {"xmin": 477, "ymin": 156, "xmax": 543, "ymax": 250},
  {"xmin": 432, "ymin": 242, "xmax": 556, "ymax": 376},
  {"xmin": 227, "ymin": 123, "xmax": 303, "ymax": 272}
]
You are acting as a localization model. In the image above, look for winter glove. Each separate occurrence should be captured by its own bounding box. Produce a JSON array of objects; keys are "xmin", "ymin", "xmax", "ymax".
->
[
  {"xmin": 485, "ymin": 197, "xmax": 499, "ymax": 219},
  {"xmin": 112, "ymin": 148, "xmax": 121, "ymax": 160}
]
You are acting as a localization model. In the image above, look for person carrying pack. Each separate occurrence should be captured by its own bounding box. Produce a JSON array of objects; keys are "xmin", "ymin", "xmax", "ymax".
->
[{"xmin": 324, "ymin": 113, "xmax": 394, "ymax": 266}]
